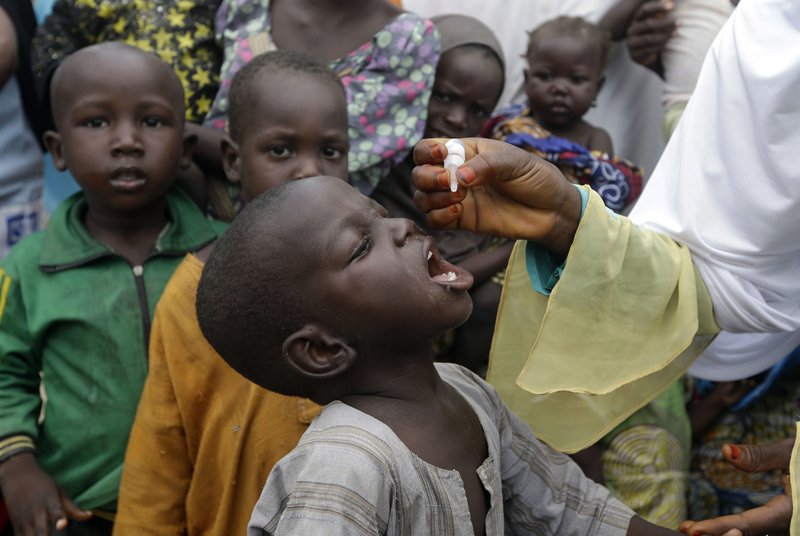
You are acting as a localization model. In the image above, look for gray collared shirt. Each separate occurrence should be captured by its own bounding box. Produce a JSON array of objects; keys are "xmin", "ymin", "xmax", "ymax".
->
[{"xmin": 250, "ymin": 363, "xmax": 635, "ymax": 535}]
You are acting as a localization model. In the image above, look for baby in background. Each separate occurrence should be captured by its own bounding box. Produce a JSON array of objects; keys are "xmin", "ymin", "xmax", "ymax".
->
[
  {"xmin": 523, "ymin": 15, "xmax": 614, "ymax": 153},
  {"xmin": 488, "ymin": 16, "xmax": 643, "ymax": 212}
]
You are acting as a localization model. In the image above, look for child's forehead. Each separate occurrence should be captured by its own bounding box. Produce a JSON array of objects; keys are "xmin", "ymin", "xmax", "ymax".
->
[
  {"xmin": 528, "ymin": 34, "xmax": 601, "ymax": 66},
  {"xmin": 54, "ymin": 46, "xmax": 183, "ymax": 112}
]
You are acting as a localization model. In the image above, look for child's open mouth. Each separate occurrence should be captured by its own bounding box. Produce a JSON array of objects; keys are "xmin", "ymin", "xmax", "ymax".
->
[{"xmin": 424, "ymin": 238, "xmax": 474, "ymax": 292}]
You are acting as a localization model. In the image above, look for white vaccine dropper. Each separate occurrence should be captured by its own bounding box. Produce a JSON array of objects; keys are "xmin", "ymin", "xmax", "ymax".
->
[{"xmin": 444, "ymin": 139, "xmax": 466, "ymax": 193}]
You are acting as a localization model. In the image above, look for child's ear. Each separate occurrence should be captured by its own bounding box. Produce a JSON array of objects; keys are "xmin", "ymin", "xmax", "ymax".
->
[
  {"xmin": 523, "ymin": 68, "xmax": 531, "ymax": 85},
  {"xmin": 282, "ymin": 324, "xmax": 356, "ymax": 379},
  {"xmin": 43, "ymin": 131, "xmax": 67, "ymax": 171},
  {"xmin": 220, "ymin": 134, "xmax": 241, "ymax": 184},
  {"xmin": 597, "ymin": 76, "xmax": 606, "ymax": 95},
  {"xmin": 180, "ymin": 131, "xmax": 198, "ymax": 170}
]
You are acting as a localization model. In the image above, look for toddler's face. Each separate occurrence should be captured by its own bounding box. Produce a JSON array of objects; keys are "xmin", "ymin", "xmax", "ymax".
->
[
  {"xmin": 48, "ymin": 49, "xmax": 189, "ymax": 214},
  {"xmin": 425, "ymin": 46, "xmax": 504, "ymax": 140},
  {"xmin": 524, "ymin": 34, "xmax": 604, "ymax": 129},
  {"xmin": 234, "ymin": 73, "xmax": 350, "ymax": 200}
]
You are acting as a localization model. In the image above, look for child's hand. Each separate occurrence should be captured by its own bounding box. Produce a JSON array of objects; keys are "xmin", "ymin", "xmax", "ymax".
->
[
  {"xmin": 412, "ymin": 138, "xmax": 582, "ymax": 258},
  {"xmin": 678, "ymin": 439, "xmax": 794, "ymax": 536},
  {"xmin": 0, "ymin": 452, "xmax": 91, "ymax": 535}
]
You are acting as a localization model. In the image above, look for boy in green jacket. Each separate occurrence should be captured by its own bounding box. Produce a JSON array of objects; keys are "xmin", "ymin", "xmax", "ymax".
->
[{"xmin": 0, "ymin": 42, "xmax": 225, "ymax": 536}]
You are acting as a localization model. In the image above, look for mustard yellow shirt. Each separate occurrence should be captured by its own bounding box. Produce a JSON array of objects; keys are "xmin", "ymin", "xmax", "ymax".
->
[{"xmin": 114, "ymin": 254, "xmax": 320, "ymax": 536}]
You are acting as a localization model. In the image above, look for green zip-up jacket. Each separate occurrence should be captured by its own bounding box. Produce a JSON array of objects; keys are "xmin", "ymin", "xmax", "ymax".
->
[{"xmin": 0, "ymin": 188, "xmax": 226, "ymax": 510}]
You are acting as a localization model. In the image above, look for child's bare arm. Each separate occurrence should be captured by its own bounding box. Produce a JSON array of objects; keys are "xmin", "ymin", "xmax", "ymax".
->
[{"xmin": 588, "ymin": 127, "xmax": 615, "ymax": 155}]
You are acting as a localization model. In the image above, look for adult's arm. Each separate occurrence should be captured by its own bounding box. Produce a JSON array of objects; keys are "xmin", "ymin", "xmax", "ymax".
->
[{"xmin": 414, "ymin": 138, "xmax": 719, "ymax": 453}]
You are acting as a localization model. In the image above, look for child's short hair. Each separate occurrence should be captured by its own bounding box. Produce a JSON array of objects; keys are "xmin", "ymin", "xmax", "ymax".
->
[
  {"xmin": 50, "ymin": 42, "xmax": 185, "ymax": 128},
  {"xmin": 228, "ymin": 50, "xmax": 346, "ymax": 142},
  {"xmin": 526, "ymin": 16, "xmax": 613, "ymax": 71},
  {"xmin": 196, "ymin": 181, "xmax": 309, "ymax": 396}
]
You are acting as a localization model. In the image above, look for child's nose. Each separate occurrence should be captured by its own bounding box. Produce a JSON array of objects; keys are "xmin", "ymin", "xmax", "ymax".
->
[
  {"xmin": 389, "ymin": 218, "xmax": 420, "ymax": 247},
  {"xmin": 444, "ymin": 105, "xmax": 467, "ymax": 130},
  {"xmin": 293, "ymin": 156, "xmax": 324, "ymax": 181},
  {"xmin": 111, "ymin": 123, "xmax": 144, "ymax": 156},
  {"xmin": 550, "ymin": 79, "xmax": 568, "ymax": 94}
]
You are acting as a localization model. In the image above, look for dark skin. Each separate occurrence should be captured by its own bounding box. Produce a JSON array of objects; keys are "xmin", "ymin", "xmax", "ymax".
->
[
  {"xmin": 598, "ymin": 0, "xmax": 676, "ymax": 77},
  {"xmin": 424, "ymin": 46, "xmax": 504, "ymax": 141},
  {"xmin": 270, "ymin": 0, "xmax": 400, "ymax": 62},
  {"xmin": 265, "ymin": 178, "xmax": 489, "ymax": 534},
  {"xmin": 412, "ymin": 138, "xmax": 791, "ymax": 535},
  {"xmin": 525, "ymin": 34, "xmax": 613, "ymax": 154},
  {"xmin": 1, "ymin": 44, "xmax": 191, "ymax": 535}
]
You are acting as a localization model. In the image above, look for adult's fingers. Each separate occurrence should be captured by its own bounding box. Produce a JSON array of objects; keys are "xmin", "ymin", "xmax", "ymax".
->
[
  {"xmin": 633, "ymin": 0, "xmax": 674, "ymax": 21},
  {"xmin": 413, "ymin": 138, "xmax": 448, "ymax": 167},
  {"xmin": 627, "ymin": 30, "xmax": 674, "ymax": 49},
  {"xmin": 722, "ymin": 439, "xmax": 795, "ymax": 473},
  {"xmin": 679, "ymin": 494, "xmax": 791, "ymax": 536},
  {"xmin": 412, "ymin": 187, "xmax": 465, "ymax": 214}
]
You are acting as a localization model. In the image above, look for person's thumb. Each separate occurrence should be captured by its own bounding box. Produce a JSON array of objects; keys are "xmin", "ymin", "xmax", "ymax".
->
[
  {"xmin": 722, "ymin": 438, "xmax": 795, "ymax": 473},
  {"xmin": 57, "ymin": 489, "xmax": 92, "ymax": 529}
]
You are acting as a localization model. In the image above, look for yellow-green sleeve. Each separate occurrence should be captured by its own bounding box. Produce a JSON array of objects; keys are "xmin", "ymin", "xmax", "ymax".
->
[{"xmin": 487, "ymin": 187, "xmax": 720, "ymax": 453}]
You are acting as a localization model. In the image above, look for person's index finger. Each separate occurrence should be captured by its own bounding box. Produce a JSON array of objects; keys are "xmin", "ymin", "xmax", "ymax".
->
[
  {"xmin": 636, "ymin": 0, "xmax": 673, "ymax": 18},
  {"xmin": 413, "ymin": 138, "xmax": 448, "ymax": 166},
  {"xmin": 724, "ymin": 439, "xmax": 795, "ymax": 472}
]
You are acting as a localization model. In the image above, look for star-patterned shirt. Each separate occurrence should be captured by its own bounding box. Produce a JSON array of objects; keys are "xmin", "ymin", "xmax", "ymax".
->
[{"xmin": 32, "ymin": 0, "xmax": 222, "ymax": 124}]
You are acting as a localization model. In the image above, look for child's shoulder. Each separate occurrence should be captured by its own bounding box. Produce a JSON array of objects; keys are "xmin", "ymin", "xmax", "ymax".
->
[{"xmin": 1, "ymin": 228, "xmax": 47, "ymax": 273}]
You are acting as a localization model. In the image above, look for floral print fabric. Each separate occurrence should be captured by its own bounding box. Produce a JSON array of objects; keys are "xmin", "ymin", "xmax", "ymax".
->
[{"xmin": 204, "ymin": 0, "xmax": 439, "ymax": 194}]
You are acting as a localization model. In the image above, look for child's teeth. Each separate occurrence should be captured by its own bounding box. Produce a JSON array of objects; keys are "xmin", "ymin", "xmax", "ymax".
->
[
  {"xmin": 427, "ymin": 251, "xmax": 432, "ymax": 261},
  {"xmin": 446, "ymin": 271, "xmax": 456, "ymax": 281}
]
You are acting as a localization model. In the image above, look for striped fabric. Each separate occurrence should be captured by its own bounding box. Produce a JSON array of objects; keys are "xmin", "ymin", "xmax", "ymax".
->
[{"xmin": 250, "ymin": 364, "xmax": 634, "ymax": 535}]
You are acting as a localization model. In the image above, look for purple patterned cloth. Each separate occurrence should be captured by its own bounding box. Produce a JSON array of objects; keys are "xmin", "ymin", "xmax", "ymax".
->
[{"xmin": 204, "ymin": 1, "xmax": 440, "ymax": 194}]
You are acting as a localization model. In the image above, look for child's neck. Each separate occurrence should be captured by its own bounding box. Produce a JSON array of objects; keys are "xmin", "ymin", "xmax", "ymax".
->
[
  {"xmin": 340, "ymin": 355, "xmax": 490, "ymax": 536},
  {"xmin": 83, "ymin": 199, "xmax": 169, "ymax": 266},
  {"xmin": 538, "ymin": 115, "xmax": 594, "ymax": 148},
  {"xmin": 270, "ymin": 0, "xmax": 399, "ymax": 61}
]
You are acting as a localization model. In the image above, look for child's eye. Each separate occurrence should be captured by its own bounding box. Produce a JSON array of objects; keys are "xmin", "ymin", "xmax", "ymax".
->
[
  {"xmin": 82, "ymin": 118, "xmax": 108, "ymax": 128},
  {"xmin": 571, "ymin": 76, "xmax": 589, "ymax": 84},
  {"xmin": 143, "ymin": 117, "xmax": 165, "ymax": 128},
  {"xmin": 433, "ymin": 91, "xmax": 453, "ymax": 103},
  {"xmin": 470, "ymin": 105, "xmax": 489, "ymax": 120},
  {"xmin": 268, "ymin": 146, "xmax": 291, "ymax": 158},
  {"xmin": 533, "ymin": 72, "xmax": 552, "ymax": 82},
  {"xmin": 348, "ymin": 235, "xmax": 371, "ymax": 262},
  {"xmin": 323, "ymin": 147, "xmax": 345, "ymax": 159}
]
